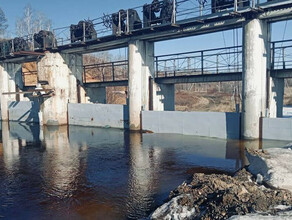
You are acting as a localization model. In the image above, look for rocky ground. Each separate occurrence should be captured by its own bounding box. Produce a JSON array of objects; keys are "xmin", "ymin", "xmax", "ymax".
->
[{"xmin": 150, "ymin": 168, "xmax": 292, "ymax": 219}]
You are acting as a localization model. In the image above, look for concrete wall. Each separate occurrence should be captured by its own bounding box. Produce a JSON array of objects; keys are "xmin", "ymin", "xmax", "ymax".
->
[
  {"xmin": 68, "ymin": 103, "xmax": 129, "ymax": 129},
  {"xmin": 262, "ymin": 117, "xmax": 292, "ymax": 141},
  {"xmin": 8, "ymin": 101, "xmax": 39, "ymax": 123},
  {"xmin": 142, "ymin": 111, "xmax": 240, "ymax": 139}
]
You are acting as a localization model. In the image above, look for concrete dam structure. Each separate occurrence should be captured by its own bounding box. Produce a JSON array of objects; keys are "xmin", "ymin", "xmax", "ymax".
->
[{"xmin": 0, "ymin": 0, "xmax": 292, "ymax": 140}]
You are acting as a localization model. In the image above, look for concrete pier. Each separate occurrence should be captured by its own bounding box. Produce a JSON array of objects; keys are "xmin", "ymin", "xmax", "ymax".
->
[
  {"xmin": 128, "ymin": 40, "xmax": 150, "ymax": 130},
  {"xmin": 242, "ymin": 19, "xmax": 269, "ymax": 139},
  {"xmin": 0, "ymin": 63, "xmax": 22, "ymax": 121},
  {"xmin": 128, "ymin": 40, "xmax": 175, "ymax": 130},
  {"xmin": 37, "ymin": 52, "xmax": 83, "ymax": 125}
]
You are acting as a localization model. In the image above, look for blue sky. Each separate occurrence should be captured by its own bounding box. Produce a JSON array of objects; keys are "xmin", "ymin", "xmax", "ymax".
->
[{"xmin": 1, "ymin": 0, "xmax": 291, "ymax": 56}]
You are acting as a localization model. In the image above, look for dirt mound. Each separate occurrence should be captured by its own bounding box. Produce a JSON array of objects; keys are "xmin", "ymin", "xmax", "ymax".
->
[{"xmin": 151, "ymin": 169, "xmax": 292, "ymax": 219}]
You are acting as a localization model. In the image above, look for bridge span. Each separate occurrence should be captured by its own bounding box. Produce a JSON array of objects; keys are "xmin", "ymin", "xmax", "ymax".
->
[{"xmin": 0, "ymin": 0, "xmax": 292, "ymax": 140}]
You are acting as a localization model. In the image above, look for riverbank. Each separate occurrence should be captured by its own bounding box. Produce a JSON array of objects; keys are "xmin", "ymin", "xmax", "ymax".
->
[{"xmin": 150, "ymin": 145, "xmax": 292, "ymax": 219}]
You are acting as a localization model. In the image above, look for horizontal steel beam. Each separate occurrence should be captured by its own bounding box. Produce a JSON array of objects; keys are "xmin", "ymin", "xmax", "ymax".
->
[
  {"xmin": 271, "ymin": 69, "xmax": 292, "ymax": 78},
  {"xmin": 84, "ymin": 80, "xmax": 128, "ymax": 88},
  {"xmin": 155, "ymin": 72, "xmax": 242, "ymax": 84}
]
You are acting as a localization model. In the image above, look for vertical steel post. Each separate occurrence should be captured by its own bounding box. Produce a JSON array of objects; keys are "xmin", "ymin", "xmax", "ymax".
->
[
  {"xmin": 155, "ymin": 56, "xmax": 159, "ymax": 78},
  {"xmin": 102, "ymin": 67, "xmax": 105, "ymax": 82},
  {"xmin": 216, "ymin": 54, "xmax": 219, "ymax": 74},
  {"xmin": 83, "ymin": 66, "xmax": 86, "ymax": 83},
  {"xmin": 173, "ymin": 59, "xmax": 176, "ymax": 77},
  {"xmin": 282, "ymin": 47, "xmax": 286, "ymax": 69},
  {"xmin": 201, "ymin": 51, "xmax": 204, "ymax": 74},
  {"xmin": 164, "ymin": 60, "xmax": 167, "ymax": 77},
  {"xmin": 112, "ymin": 62, "xmax": 115, "ymax": 81},
  {"xmin": 126, "ymin": 10, "xmax": 130, "ymax": 34},
  {"xmin": 187, "ymin": 57, "xmax": 191, "ymax": 74},
  {"xmin": 271, "ymin": 42, "xmax": 275, "ymax": 70},
  {"xmin": 234, "ymin": 0, "xmax": 238, "ymax": 12}
]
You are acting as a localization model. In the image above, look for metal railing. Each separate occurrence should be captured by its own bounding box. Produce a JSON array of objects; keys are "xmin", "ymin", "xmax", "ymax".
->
[
  {"xmin": 0, "ymin": 0, "xmax": 271, "ymax": 58},
  {"xmin": 81, "ymin": 38, "xmax": 292, "ymax": 84},
  {"xmin": 83, "ymin": 60, "xmax": 128, "ymax": 84},
  {"xmin": 155, "ymin": 45, "xmax": 242, "ymax": 78},
  {"xmin": 271, "ymin": 39, "xmax": 292, "ymax": 70}
]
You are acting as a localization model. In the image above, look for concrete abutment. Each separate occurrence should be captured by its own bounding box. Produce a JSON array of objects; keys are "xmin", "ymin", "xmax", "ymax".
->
[{"xmin": 37, "ymin": 52, "xmax": 83, "ymax": 125}]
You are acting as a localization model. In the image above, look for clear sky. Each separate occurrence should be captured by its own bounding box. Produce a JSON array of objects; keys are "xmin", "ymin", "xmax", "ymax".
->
[{"xmin": 1, "ymin": 0, "xmax": 291, "ymax": 57}]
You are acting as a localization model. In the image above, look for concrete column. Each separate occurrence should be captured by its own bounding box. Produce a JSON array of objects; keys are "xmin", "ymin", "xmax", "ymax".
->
[
  {"xmin": 128, "ymin": 40, "xmax": 176, "ymax": 129},
  {"xmin": 128, "ymin": 40, "xmax": 151, "ymax": 130},
  {"xmin": 269, "ymin": 77, "xmax": 284, "ymax": 118},
  {"xmin": 242, "ymin": 19, "xmax": 270, "ymax": 139},
  {"xmin": 37, "ymin": 52, "xmax": 82, "ymax": 125},
  {"xmin": 0, "ymin": 63, "xmax": 22, "ymax": 121}
]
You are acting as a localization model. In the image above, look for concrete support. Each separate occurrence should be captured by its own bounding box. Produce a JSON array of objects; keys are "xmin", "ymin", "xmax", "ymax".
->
[
  {"xmin": 37, "ymin": 52, "xmax": 82, "ymax": 125},
  {"xmin": 128, "ymin": 40, "xmax": 153, "ymax": 130},
  {"xmin": 0, "ymin": 63, "xmax": 22, "ymax": 121},
  {"xmin": 242, "ymin": 19, "xmax": 270, "ymax": 139},
  {"xmin": 128, "ymin": 40, "xmax": 175, "ymax": 130},
  {"xmin": 269, "ymin": 77, "xmax": 284, "ymax": 118}
]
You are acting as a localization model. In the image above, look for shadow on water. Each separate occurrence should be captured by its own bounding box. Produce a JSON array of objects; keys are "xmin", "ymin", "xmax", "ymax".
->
[{"xmin": 0, "ymin": 122, "xmax": 291, "ymax": 219}]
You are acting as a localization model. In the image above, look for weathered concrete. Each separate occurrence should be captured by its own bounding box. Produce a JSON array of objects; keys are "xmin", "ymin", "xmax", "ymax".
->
[
  {"xmin": 68, "ymin": 103, "xmax": 129, "ymax": 129},
  {"xmin": 142, "ymin": 111, "xmax": 240, "ymax": 139},
  {"xmin": 0, "ymin": 63, "xmax": 22, "ymax": 121},
  {"xmin": 269, "ymin": 78, "xmax": 284, "ymax": 118},
  {"xmin": 37, "ymin": 52, "xmax": 82, "ymax": 125},
  {"xmin": 8, "ymin": 101, "xmax": 39, "ymax": 123},
  {"xmin": 242, "ymin": 19, "xmax": 269, "ymax": 139},
  {"xmin": 128, "ymin": 40, "xmax": 155, "ymax": 130},
  {"xmin": 262, "ymin": 117, "xmax": 292, "ymax": 141}
]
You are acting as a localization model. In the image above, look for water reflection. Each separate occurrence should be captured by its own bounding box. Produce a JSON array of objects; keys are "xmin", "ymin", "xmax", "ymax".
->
[{"xmin": 0, "ymin": 122, "xmax": 290, "ymax": 219}]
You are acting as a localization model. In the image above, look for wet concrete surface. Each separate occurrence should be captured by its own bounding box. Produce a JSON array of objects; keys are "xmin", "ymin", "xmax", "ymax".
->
[{"xmin": 0, "ymin": 122, "xmax": 290, "ymax": 219}]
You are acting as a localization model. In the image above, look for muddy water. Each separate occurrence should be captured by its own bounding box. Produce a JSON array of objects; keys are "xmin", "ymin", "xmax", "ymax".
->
[{"xmin": 0, "ymin": 122, "xmax": 290, "ymax": 219}]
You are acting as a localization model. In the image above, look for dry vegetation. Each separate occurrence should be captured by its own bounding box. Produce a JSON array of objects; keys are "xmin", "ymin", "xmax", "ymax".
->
[{"xmin": 22, "ymin": 62, "xmax": 38, "ymax": 86}]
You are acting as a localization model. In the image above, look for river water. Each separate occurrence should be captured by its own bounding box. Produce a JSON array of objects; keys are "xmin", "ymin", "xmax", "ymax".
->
[{"xmin": 0, "ymin": 122, "xmax": 290, "ymax": 219}]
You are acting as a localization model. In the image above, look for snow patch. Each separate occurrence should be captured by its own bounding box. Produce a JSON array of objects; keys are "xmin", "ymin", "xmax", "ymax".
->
[
  {"xmin": 247, "ymin": 147, "xmax": 292, "ymax": 192},
  {"xmin": 150, "ymin": 195, "xmax": 195, "ymax": 220},
  {"xmin": 229, "ymin": 211, "xmax": 292, "ymax": 220}
]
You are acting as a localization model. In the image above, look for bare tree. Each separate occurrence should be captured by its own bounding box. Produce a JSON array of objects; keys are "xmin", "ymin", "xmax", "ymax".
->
[
  {"xmin": 15, "ymin": 4, "xmax": 51, "ymax": 37},
  {"xmin": 0, "ymin": 7, "xmax": 8, "ymax": 38}
]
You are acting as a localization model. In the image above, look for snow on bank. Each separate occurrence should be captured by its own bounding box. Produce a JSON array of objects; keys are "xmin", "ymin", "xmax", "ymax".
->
[
  {"xmin": 149, "ymin": 195, "xmax": 195, "ymax": 220},
  {"xmin": 246, "ymin": 144, "xmax": 292, "ymax": 192},
  {"xmin": 229, "ymin": 211, "xmax": 292, "ymax": 220}
]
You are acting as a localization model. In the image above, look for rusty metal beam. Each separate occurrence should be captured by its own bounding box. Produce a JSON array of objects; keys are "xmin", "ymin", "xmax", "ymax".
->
[{"xmin": 12, "ymin": 51, "xmax": 46, "ymax": 56}]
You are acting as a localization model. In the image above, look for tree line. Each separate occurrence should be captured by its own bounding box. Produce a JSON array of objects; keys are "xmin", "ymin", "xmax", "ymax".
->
[{"xmin": 0, "ymin": 4, "xmax": 51, "ymax": 39}]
